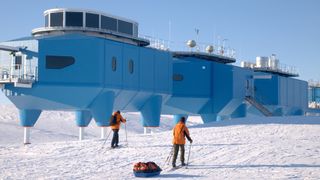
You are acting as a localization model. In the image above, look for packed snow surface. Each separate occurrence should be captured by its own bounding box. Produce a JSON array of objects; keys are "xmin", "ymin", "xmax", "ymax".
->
[{"xmin": 0, "ymin": 104, "xmax": 320, "ymax": 179}]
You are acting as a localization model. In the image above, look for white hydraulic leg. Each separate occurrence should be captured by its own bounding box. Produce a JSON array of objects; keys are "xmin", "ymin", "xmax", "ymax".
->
[
  {"xmin": 100, "ymin": 127, "xmax": 107, "ymax": 139},
  {"xmin": 24, "ymin": 127, "xmax": 31, "ymax": 144},
  {"xmin": 79, "ymin": 127, "xmax": 85, "ymax": 141}
]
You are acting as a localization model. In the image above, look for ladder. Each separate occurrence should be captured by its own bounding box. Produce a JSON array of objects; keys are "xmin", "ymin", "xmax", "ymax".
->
[{"xmin": 245, "ymin": 96, "xmax": 273, "ymax": 116}]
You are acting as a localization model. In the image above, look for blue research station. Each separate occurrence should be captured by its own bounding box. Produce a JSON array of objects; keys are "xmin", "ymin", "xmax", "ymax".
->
[{"xmin": 0, "ymin": 8, "xmax": 319, "ymax": 143}]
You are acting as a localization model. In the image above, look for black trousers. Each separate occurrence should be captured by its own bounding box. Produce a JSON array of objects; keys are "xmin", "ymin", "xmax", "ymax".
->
[
  {"xmin": 172, "ymin": 144, "xmax": 185, "ymax": 165},
  {"xmin": 111, "ymin": 129, "xmax": 119, "ymax": 147}
]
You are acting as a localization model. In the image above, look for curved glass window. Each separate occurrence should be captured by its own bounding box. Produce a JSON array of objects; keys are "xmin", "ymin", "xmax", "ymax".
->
[
  {"xmin": 111, "ymin": 56, "xmax": 117, "ymax": 71},
  {"xmin": 128, "ymin": 59, "xmax": 134, "ymax": 74},
  {"xmin": 46, "ymin": 55, "xmax": 75, "ymax": 69},
  {"xmin": 86, "ymin": 13, "xmax": 99, "ymax": 28},
  {"xmin": 50, "ymin": 12, "xmax": 63, "ymax": 27},
  {"xmin": 45, "ymin": 14, "xmax": 49, "ymax": 27},
  {"xmin": 101, "ymin": 15, "xmax": 117, "ymax": 31},
  {"xmin": 118, "ymin": 20, "xmax": 133, "ymax": 35},
  {"xmin": 66, "ymin": 12, "xmax": 83, "ymax": 27},
  {"xmin": 173, "ymin": 74, "xmax": 184, "ymax": 81}
]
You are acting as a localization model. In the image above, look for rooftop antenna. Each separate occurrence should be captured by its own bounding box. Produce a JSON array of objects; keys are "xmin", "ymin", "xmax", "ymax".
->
[
  {"xmin": 221, "ymin": 38, "xmax": 228, "ymax": 55},
  {"xmin": 217, "ymin": 35, "xmax": 221, "ymax": 53},
  {"xmin": 168, "ymin": 20, "xmax": 171, "ymax": 50},
  {"xmin": 195, "ymin": 28, "xmax": 200, "ymax": 52}
]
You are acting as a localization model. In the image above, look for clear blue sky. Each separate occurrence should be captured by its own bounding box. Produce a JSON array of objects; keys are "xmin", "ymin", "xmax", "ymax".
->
[{"xmin": 0, "ymin": 0, "xmax": 319, "ymax": 81}]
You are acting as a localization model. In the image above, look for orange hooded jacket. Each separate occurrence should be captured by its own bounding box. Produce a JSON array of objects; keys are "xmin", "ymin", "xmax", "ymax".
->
[
  {"xmin": 110, "ymin": 112, "xmax": 126, "ymax": 130},
  {"xmin": 172, "ymin": 121, "xmax": 190, "ymax": 145}
]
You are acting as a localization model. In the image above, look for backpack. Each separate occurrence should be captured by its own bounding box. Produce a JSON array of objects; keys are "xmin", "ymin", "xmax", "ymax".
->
[{"xmin": 110, "ymin": 114, "xmax": 117, "ymax": 126}]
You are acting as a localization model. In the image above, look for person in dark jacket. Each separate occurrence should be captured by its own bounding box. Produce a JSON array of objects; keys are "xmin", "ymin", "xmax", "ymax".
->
[
  {"xmin": 172, "ymin": 117, "xmax": 192, "ymax": 167},
  {"xmin": 110, "ymin": 110, "xmax": 126, "ymax": 148}
]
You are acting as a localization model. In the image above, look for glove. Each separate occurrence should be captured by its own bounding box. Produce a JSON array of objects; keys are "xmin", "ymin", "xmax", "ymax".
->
[{"xmin": 189, "ymin": 139, "xmax": 193, "ymax": 144}]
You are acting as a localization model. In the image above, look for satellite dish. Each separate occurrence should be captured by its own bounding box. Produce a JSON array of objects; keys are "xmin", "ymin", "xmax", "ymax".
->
[
  {"xmin": 186, "ymin": 40, "xmax": 196, "ymax": 48},
  {"xmin": 206, "ymin": 45, "xmax": 214, "ymax": 53}
]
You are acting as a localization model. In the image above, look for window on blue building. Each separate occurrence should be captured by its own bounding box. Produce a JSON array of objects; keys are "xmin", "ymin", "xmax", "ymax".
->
[
  {"xmin": 50, "ymin": 12, "xmax": 63, "ymax": 27},
  {"xmin": 128, "ymin": 59, "xmax": 134, "ymax": 74},
  {"xmin": 101, "ymin": 15, "xmax": 117, "ymax": 31},
  {"xmin": 112, "ymin": 56, "xmax": 117, "ymax": 71},
  {"xmin": 14, "ymin": 56, "xmax": 22, "ymax": 70},
  {"xmin": 118, "ymin": 20, "xmax": 133, "ymax": 35},
  {"xmin": 86, "ymin": 13, "xmax": 99, "ymax": 28},
  {"xmin": 66, "ymin": 12, "xmax": 83, "ymax": 27},
  {"xmin": 46, "ymin": 56, "xmax": 75, "ymax": 69}
]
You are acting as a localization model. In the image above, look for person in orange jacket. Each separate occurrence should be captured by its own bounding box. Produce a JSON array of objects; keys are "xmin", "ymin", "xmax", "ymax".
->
[
  {"xmin": 110, "ymin": 110, "xmax": 126, "ymax": 148},
  {"xmin": 172, "ymin": 117, "xmax": 193, "ymax": 167}
]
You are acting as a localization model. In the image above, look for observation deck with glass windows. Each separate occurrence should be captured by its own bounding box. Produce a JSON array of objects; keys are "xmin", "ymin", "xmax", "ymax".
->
[{"xmin": 31, "ymin": 8, "xmax": 149, "ymax": 46}]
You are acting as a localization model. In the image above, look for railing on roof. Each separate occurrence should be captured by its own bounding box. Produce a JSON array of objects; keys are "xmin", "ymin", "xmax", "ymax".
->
[
  {"xmin": 241, "ymin": 61, "xmax": 299, "ymax": 77},
  {"xmin": 308, "ymin": 80, "xmax": 320, "ymax": 87},
  {"xmin": 140, "ymin": 35, "xmax": 236, "ymax": 59},
  {"xmin": 0, "ymin": 65, "xmax": 38, "ymax": 85}
]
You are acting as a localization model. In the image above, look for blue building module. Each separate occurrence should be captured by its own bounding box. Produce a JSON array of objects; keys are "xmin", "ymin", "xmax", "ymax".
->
[{"xmin": 0, "ymin": 8, "xmax": 311, "ymax": 143}]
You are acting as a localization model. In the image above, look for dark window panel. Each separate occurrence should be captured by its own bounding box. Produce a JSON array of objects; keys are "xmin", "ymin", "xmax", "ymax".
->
[
  {"xmin": 50, "ymin": 12, "xmax": 63, "ymax": 27},
  {"xmin": 112, "ymin": 56, "xmax": 117, "ymax": 71},
  {"xmin": 118, "ymin": 20, "xmax": 133, "ymax": 35},
  {"xmin": 45, "ymin": 15, "xmax": 49, "ymax": 27},
  {"xmin": 128, "ymin": 59, "xmax": 134, "ymax": 74},
  {"xmin": 15, "ymin": 56, "xmax": 22, "ymax": 70},
  {"xmin": 101, "ymin": 15, "xmax": 117, "ymax": 31},
  {"xmin": 46, "ymin": 56, "xmax": 75, "ymax": 69},
  {"xmin": 86, "ymin": 13, "xmax": 99, "ymax": 28},
  {"xmin": 66, "ymin": 12, "xmax": 83, "ymax": 27},
  {"xmin": 173, "ymin": 74, "xmax": 184, "ymax": 81}
]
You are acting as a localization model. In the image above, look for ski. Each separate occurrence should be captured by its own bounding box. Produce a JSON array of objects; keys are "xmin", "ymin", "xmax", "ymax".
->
[{"xmin": 167, "ymin": 165, "xmax": 185, "ymax": 172}]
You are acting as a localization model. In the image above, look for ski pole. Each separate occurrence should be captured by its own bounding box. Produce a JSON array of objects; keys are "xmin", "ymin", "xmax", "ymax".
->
[
  {"xmin": 98, "ymin": 129, "xmax": 112, "ymax": 151},
  {"xmin": 186, "ymin": 143, "xmax": 192, "ymax": 169},
  {"xmin": 163, "ymin": 145, "xmax": 174, "ymax": 167}
]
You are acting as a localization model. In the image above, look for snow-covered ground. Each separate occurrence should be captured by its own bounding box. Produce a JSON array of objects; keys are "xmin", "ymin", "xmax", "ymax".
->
[{"xmin": 0, "ymin": 104, "xmax": 320, "ymax": 179}]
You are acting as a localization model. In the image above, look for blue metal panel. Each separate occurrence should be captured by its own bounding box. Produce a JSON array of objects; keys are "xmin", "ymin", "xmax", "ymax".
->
[
  {"xmin": 230, "ymin": 103, "xmax": 247, "ymax": 118},
  {"xmin": 310, "ymin": 87, "xmax": 320, "ymax": 102},
  {"xmin": 299, "ymin": 80, "xmax": 308, "ymax": 109},
  {"xmin": 114, "ymin": 90, "xmax": 137, "ymax": 110},
  {"xmin": 212, "ymin": 62, "xmax": 233, "ymax": 112},
  {"xmin": 233, "ymin": 66, "xmax": 253, "ymax": 99},
  {"xmin": 75, "ymin": 110, "xmax": 92, "ymax": 127},
  {"xmin": 254, "ymin": 74, "xmax": 278, "ymax": 105},
  {"xmin": 123, "ymin": 45, "xmax": 139, "ymax": 90},
  {"xmin": 38, "ymin": 34, "xmax": 104, "ymax": 85},
  {"xmin": 6, "ymin": 84, "xmax": 101, "ymax": 109},
  {"xmin": 139, "ymin": 48, "xmax": 155, "ymax": 91},
  {"xmin": 104, "ymin": 40, "xmax": 123, "ymax": 88},
  {"xmin": 165, "ymin": 96, "xmax": 209, "ymax": 114},
  {"xmin": 154, "ymin": 51, "xmax": 171, "ymax": 94},
  {"xmin": 140, "ymin": 95, "xmax": 162, "ymax": 127},
  {"xmin": 200, "ymin": 113, "xmax": 219, "ymax": 123},
  {"xmin": 90, "ymin": 91, "xmax": 115, "ymax": 126},
  {"xmin": 19, "ymin": 109, "xmax": 42, "ymax": 127},
  {"xmin": 287, "ymin": 78, "xmax": 295, "ymax": 106},
  {"xmin": 279, "ymin": 76, "xmax": 288, "ymax": 106},
  {"xmin": 172, "ymin": 59, "xmax": 211, "ymax": 97}
]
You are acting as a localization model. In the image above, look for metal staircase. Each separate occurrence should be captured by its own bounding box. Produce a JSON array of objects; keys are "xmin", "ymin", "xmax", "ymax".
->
[{"xmin": 245, "ymin": 96, "xmax": 273, "ymax": 116}]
